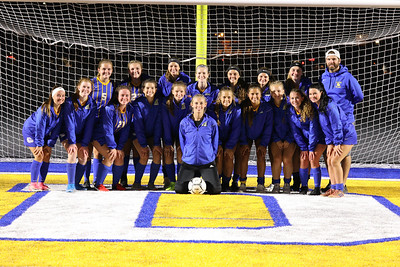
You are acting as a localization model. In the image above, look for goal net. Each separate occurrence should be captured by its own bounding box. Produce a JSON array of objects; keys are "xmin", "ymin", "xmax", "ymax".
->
[{"xmin": 1, "ymin": 2, "xmax": 399, "ymax": 166}]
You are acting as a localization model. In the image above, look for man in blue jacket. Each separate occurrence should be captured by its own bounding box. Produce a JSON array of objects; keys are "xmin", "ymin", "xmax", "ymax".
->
[{"xmin": 320, "ymin": 49, "xmax": 364, "ymax": 192}]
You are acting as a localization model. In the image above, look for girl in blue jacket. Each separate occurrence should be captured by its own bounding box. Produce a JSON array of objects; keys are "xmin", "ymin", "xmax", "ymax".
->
[
  {"xmin": 118, "ymin": 60, "xmax": 150, "ymax": 187},
  {"xmin": 132, "ymin": 79, "xmax": 163, "ymax": 190},
  {"xmin": 158, "ymin": 58, "xmax": 191, "ymax": 97},
  {"xmin": 285, "ymin": 61, "xmax": 312, "ymax": 96},
  {"xmin": 268, "ymin": 81, "xmax": 296, "ymax": 194},
  {"xmin": 162, "ymin": 81, "xmax": 192, "ymax": 191},
  {"xmin": 207, "ymin": 87, "xmax": 241, "ymax": 192},
  {"xmin": 239, "ymin": 83, "xmax": 273, "ymax": 193},
  {"xmin": 187, "ymin": 64, "xmax": 219, "ymax": 106},
  {"xmin": 288, "ymin": 88, "xmax": 326, "ymax": 195},
  {"xmin": 22, "ymin": 86, "xmax": 66, "ymax": 191},
  {"xmin": 92, "ymin": 85, "xmax": 133, "ymax": 191},
  {"xmin": 61, "ymin": 78, "xmax": 96, "ymax": 192},
  {"xmin": 308, "ymin": 83, "xmax": 357, "ymax": 198},
  {"xmin": 256, "ymin": 67, "xmax": 275, "ymax": 103},
  {"xmin": 176, "ymin": 94, "xmax": 220, "ymax": 194},
  {"xmin": 219, "ymin": 65, "xmax": 248, "ymax": 104}
]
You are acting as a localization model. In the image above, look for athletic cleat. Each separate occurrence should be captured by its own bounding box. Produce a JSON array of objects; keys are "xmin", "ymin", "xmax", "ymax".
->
[
  {"xmin": 28, "ymin": 182, "xmax": 41, "ymax": 191},
  {"xmin": 163, "ymin": 177, "xmax": 171, "ymax": 189},
  {"xmin": 329, "ymin": 190, "xmax": 344, "ymax": 198},
  {"xmin": 66, "ymin": 184, "xmax": 76, "ymax": 193},
  {"xmin": 321, "ymin": 188, "xmax": 335, "ymax": 197},
  {"xmin": 309, "ymin": 187, "xmax": 321, "ymax": 195},
  {"xmin": 83, "ymin": 181, "xmax": 91, "ymax": 189},
  {"xmin": 238, "ymin": 183, "xmax": 246, "ymax": 193},
  {"xmin": 283, "ymin": 183, "xmax": 291, "ymax": 194},
  {"xmin": 112, "ymin": 183, "xmax": 127, "ymax": 191},
  {"xmin": 75, "ymin": 184, "xmax": 87, "ymax": 191},
  {"xmin": 256, "ymin": 184, "xmax": 265, "ymax": 193},
  {"xmin": 291, "ymin": 183, "xmax": 300, "ymax": 192},
  {"xmin": 165, "ymin": 182, "xmax": 176, "ymax": 191},
  {"xmin": 96, "ymin": 184, "xmax": 109, "ymax": 191},
  {"xmin": 37, "ymin": 182, "xmax": 50, "ymax": 191},
  {"xmin": 131, "ymin": 182, "xmax": 144, "ymax": 190},
  {"xmin": 230, "ymin": 182, "xmax": 239, "ymax": 192},
  {"xmin": 147, "ymin": 183, "xmax": 156, "ymax": 190},
  {"xmin": 121, "ymin": 181, "xmax": 129, "ymax": 188},
  {"xmin": 271, "ymin": 183, "xmax": 280, "ymax": 194},
  {"xmin": 300, "ymin": 186, "xmax": 308, "ymax": 195},
  {"xmin": 321, "ymin": 181, "xmax": 331, "ymax": 193}
]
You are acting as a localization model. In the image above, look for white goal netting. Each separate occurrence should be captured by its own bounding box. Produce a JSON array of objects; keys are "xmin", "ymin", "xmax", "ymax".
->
[{"xmin": 1, "ymin": 3, "xmax": 399, "ymax": 165}]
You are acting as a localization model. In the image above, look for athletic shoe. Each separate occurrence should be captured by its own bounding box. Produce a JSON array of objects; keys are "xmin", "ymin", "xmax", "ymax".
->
[
  {"xmin": 299, "ymin": 186, "xmax": 308, "ymax": 195},
  {"xmin": 147, "ymin": 183, "xmax": 156, "ymax": 190},
  {"xmin": 112, "ymin": 183, "xmax": 126, "ymax": 191},
  {"xmin": 75, "ymin": 184, "xmax": 87, "ymax": 191},
  {"xmin": 238, "ymin": 183, "xmax": 246, "ymax": 192},
  {"xmin": 271, "ymin": 183, "xmax": 280, "ymax": 194},
  {"xmin": 309, "ymin": 187, "xmax": 321, "ymax": 195},
  {"xmin": 290, "ymin": 183, "xmax": 300, "ymax": 192},
  {"xmin": 343, "ymin": 185, "xmax": 348, "ymax": 193},
  {"xmin": 256, "ymin": 184, "xmax": 265, "ymax": 193},
  {"xmin": 329, "ymin": 190, "xmax": 344, "ymax": 198},
  {"xmin": 283, "ymin": 183, "xmax": 291, "ymax": 194},
  {"xmin": 37, "ymin": 182, "xmax": 50, "ymax": 191},
  {"xmin": 121, "ymin": 181, "xmax": 129, "ymax": 188},
  {"xmin": 131, "ymin": 182, "xmax": 143, "ymax": 190},
  {"xmin": 321, "ymin": 188, "xmax": 335, "ymax": 197},
  {"xmin": 91, "ymin": 183, "xmax": 99, "ymax": 191},
  {"xmin": 165, "ymin": 182, "xmax": 176, "ymax": 191},
  {"xmin": 163, "ymin": 177, "xmax": 171, "ymax": 189},
  {"xmin": 28, "ymin": 182, "xmax": 41, "ymax": 192},
  {"xmin": 96, "ymin": 184, "xmax": 109, "ymax": 191},
  {"xmin": 66, "ymin": 184, "xmax": 76, "ymax": 193},
  {"xmin": 83, "ymin": 181, "xmax": 91, "ymax": 189},
  {"xmin": 321, "ymin": 181, "xmax": 331, "ymax": 193},
  {"xmin": 230, "ymin": 182, "xmax": 239, "ymax": 192}
]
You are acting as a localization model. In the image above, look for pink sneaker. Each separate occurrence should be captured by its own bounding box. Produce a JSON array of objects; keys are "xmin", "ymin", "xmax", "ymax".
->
[
  {"xmin": 37, "ymin": 182, "xmax": 50, "ymax": 191},
  {"xmin": 28, "ymin": 182, "xmax": 41, "ymax": 192}
]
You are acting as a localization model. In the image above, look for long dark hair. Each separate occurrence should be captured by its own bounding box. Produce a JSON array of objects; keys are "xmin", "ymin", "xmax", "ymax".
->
[
  {"xmin": 109, "ymin": 85, "xmax": 131, "ymax": 113},
  {"xmin": 310, "ymin": 82, "xmax": 330, "ymax": 114},
  {"xmin": 72, "ymin": 78, "xmax": 93, "ymax": 111},
  {"xmin": 241, "ymin": 83, "xmax": 262, "ymax": 127},
  {"xmin": 166, "ymin": 81, "xmax": 187, "ymax": 115}
]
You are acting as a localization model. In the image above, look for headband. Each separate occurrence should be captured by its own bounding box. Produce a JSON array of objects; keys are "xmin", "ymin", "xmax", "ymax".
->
[
  {"xmin": 52, "ymin": 87, "xmax": 65, "ymax": 97},
  {"xmin": 226, "ymin": 65, "xmax": 241, "ymax": 74},
  {"xmin": 290, "ymin": 61, "xmax": 304, "ymax": 71},
  {"xmin": 168, "ymin": 58, "xmax": 181, "ymax": 66},
  {"xmin": 257, "ymin": 68, "xmax": 271, "ymax": 77}
]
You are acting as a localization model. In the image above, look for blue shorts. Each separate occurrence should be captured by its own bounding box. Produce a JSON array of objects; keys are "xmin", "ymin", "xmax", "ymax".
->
[
  {"xmin": 22, "ymin": 130, "xmax": 49, "ymax": 147},
  {"xmin": 342, "ymin": 123, "xmax": 358, "ymax": 145}
]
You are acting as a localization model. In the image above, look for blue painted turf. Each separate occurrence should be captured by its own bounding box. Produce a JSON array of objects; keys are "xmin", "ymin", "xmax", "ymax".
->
[{"xmin": 1, "ymin": 162, "xmax": 399, "ymax": 179}]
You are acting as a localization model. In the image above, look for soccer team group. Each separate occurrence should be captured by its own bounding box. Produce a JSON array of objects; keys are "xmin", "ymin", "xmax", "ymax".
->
[{"xmin": 22, "ymin": 48, "xmax": 363, "ymax": 197}]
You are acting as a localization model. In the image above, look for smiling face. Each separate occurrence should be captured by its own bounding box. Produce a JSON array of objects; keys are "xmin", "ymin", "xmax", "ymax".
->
[
  {"xmin": 196, "ymin": 66, "xmax": 209, "ymax": 82},
  {"xmin": 52, "ymin": 90, "xmax": 65, "ymax": 106},
  {"xmin": 257, "ymin": 73, "xmax": 270, "ymax": 88},
  {"xmin": 289, "ymin": 91, "xmax": 304, "ymax": 110},
  {"xmin": 168, "ymin": 62, "xmax": 180, "ymax": 77},
  {"xmin": 191, "ymin": 96, "xmax": 207, "ymax": 115},
  {"xmin": 248, "ymin": 87, "xmax": 261, "ymax": 105},
  {"xmin": 219, "ymin": 90, "xmax": 234, "ymax": 108},
  {"xmin": 227, "ymin": 70, "xmax": 240, "ymax": 85},
  {"xmin": 97, "ymin": 62, "xmax": 113, "ymax": 81},
  {"xmin": 142, "ymin": 81, "xmax": 157, "ymax": 98},
  {"xmin": 326, "ymin": 55, "xmax": 341, "ymax": 73},
  {"xmin": 118, "ymin": 88, "xmax": 131, "ymax": 106},
  {"xmin": 172, "ymin": 85, "xmax": 186, "ymax": 102},
  {"xmin": 289, "ymin": 66, "xmax": 303, "ymax": 82},
  {"xmin": 128, "ymin": 62, "xmax": 142, "ymax": 79},
  {"xmin": 78, "ymin": 81, "xmax": 92, "ymax": 99},
  {"xmin": 270, "ymin": 84, "xmax": 285, "ymax": 102},
  {"xmin": 308, "ymin": 88, "xmax": 322, "ymax": 105}
]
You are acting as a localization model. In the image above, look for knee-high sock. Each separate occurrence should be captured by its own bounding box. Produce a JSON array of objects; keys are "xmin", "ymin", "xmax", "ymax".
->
[
  {"xmin": 30, "ymin": 160, "xmax": 42, "ymax": 183},
  {"xmin": 311, "ymin": 167, "xmax": 321, "ymax": 188},
  {"xmin": 164, "ymin": 163, "xmax": 176, "ymax": 182},
  {"xmin": 299, "ymin": 168, "xmax": 309, "ymax": 187},
  {"xmin": 67, "ymin": 163, "xmax": 76, "ymax": 185},
  {"xmin": 257, "ymin": 176, "xmax": 265, "ymax": 185},
  {"xmin": 98, "ymin": 163, "xmax": 112, "ymax": 185},
  {"xmin": 92, "ymin": 158, "xmax": 101, "ymax": 184},
  {"xmin": 112, "ymin": 165, "xmax": 124, "ymax": 186},
  {"xmin": 292, "ymin": 172, "xmax": 300, "ymax": 185},
  {"xmin": 38, "ymin": 162, "xmax": 50, "ymax": 183},
  {"xmin": 133, "ymin": 157, "xmax": 140, "ymax": 169},
  {"xmin": 148, "ymin": 162, "xmax": 161, "ymax": 184},
  {"xmin": 134, "ymin": 162, "xmax": 146, "ymax": 184},
  {"xmin": 121, "ymin": 155, "xmax": 130, "ymax": 180},
  {"xmin": 232, "ymin": 173, "xmax": 240, "ymax": 183},
  {"xmin": 221, "ymin": 174, "xmax": 231, "ymax": 185},
  {"xmin": 75, "ymin": 163, "xmax": 86, "ymax": 185},
  {"xmin": 84, "ymin": 160, "xmax": 91, "ymax": 182},
  {"xmin": 176, "ymin": 163, "xmax": 181, "ymax": 175}
]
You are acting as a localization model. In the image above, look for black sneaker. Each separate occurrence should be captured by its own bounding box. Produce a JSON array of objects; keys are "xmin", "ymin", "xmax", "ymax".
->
[
  {"xmin": 291, "ymin": 183, "xmax": 300, "ymax": 192},
  {"xmin": 221, "ymin": 182, "xmax": 230, "ymax": 192},
  {"xmin": 147, "ymin": 183, "xmax": 156, "ymax": 190},
  {"xmin": 321, "ymin": 181, "xmax": 331, "ymax": 193},
  {"xmin": 230, "ymin": 182, "xmax": 239, "ymax": 192},
  {"xmin": 300, "ymin": 186, "xmax": 308, "ymax": 195},
  {"xmin": 131, "ymin": 182, "xmax": 143, "ymax": 190},
  {"xmin": 83, "ymin": 180, "xmax": 91, "ymax": 189},
  {"xmin": 309, "ymin": 187, "xmax": 321, "ymax": 195}
]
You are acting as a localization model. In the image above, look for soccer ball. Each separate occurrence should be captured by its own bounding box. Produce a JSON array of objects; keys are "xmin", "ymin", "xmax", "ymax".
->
[{"xmin": 188, "ymin": 177, "xmax": 206, "ymax": 194}]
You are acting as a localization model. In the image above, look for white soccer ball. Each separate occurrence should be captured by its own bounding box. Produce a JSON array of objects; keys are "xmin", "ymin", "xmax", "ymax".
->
[{"xmin": 188, "ymin": 177, "xmax": 206, "ymax": 194}]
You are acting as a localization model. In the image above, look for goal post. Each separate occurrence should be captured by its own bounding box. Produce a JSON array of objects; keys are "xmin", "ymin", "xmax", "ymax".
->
[{"xmin": 1, "ymin": 2, "xmax": 400, "ymax": 166}]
